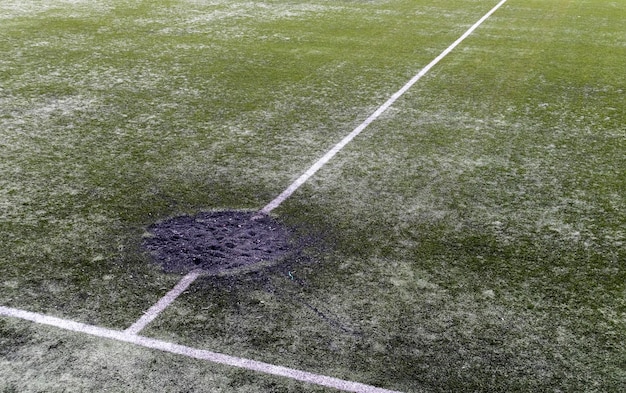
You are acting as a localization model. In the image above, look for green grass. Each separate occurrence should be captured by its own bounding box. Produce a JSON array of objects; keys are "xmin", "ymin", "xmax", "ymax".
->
[{"xmin": 1, "ymin": 0, "xmax": 625, "ymax": 392}]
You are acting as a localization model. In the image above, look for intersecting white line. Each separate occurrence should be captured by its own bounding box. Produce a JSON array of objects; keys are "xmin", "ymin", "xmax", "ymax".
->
[
  {"xmin": 125, "ymin": 270, "xmax": 202, "ymax": 335},
  {"xmin": 1, "ymin": 1, "xmax": 509, "ymax": 391},
  {"xmin": 0, "ymin": 306, "xmax": 404, "ymax": 393}
]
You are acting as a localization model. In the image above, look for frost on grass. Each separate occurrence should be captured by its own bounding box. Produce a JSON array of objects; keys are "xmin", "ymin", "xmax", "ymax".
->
[{"xmin": 0, "ymin": 0, "xmax": 113, "ymax": 19}]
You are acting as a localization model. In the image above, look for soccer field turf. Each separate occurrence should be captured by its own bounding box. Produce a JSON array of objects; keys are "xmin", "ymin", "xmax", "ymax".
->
[{"xmin": 1, "ymin": 1, "xmax": 624, "ymax": 392}]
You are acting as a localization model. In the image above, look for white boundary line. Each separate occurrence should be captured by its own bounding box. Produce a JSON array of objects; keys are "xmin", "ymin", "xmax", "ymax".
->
[
  {"xmin": 1, "ymin": 1, "xmax": 508, "ymax": 391},
  {"xmin": 0, "ymin": 305, "xmax": 403, "ymax": 393},
  {"xmin": 125, "ymin": 270, "xmax": 202, "ymax": 335},
  {"xmin": 260, "ymin": 0, "xmax": 509, "ymax": 215}
]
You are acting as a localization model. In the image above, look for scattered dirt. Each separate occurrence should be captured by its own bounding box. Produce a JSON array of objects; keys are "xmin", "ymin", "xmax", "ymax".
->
[{"xmin": 143, "ymin": 211, "xmax": 293, "ymax": 274}]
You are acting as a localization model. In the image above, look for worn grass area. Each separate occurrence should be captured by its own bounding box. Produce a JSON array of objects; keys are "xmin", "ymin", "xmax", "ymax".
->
[{"xmin": 1, "ymin": 0, "xmax": 625, "ymax": 392}]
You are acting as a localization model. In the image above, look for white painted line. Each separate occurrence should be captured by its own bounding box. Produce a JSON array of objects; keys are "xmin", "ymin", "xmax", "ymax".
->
[
  {"xmin": 0, "ymin": 305, "xmax": 404, "ymax": 393},
  {"xmin": 125, "ymin": 270, "xmax": 202, "ymax": 335},
  {"xmin": 0, "ymin": 3, "xmax": 509, "ymax": 391},
  {"xmin": 260, "ymin": 0, "xmax": 508, "ymax": 215}
]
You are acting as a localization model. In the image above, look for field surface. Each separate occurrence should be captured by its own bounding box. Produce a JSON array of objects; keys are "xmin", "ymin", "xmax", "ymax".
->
[{"xmin": 1, "ymin": 0, "xmax": 624, "ymax": 392}]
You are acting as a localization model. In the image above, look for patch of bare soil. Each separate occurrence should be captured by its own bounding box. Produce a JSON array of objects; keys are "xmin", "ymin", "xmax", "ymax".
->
[{"xmin": 143, "ymin": 211, "xmax": 292, "ymax": 274}]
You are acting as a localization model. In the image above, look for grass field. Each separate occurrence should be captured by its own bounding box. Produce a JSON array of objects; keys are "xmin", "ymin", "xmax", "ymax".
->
[{"xmin": 1, "ymin": 0, "xmax": 625, "ymax": 392}]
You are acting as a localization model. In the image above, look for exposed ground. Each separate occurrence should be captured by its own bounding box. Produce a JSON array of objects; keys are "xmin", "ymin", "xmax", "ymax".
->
[{"xmin": 143, "ymin": 211, "xmax": 293, "ymax": 273}]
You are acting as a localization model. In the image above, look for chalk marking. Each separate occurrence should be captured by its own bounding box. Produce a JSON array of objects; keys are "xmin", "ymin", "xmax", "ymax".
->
[
  {"xmin": 0, "ymin": 2, "xmax": 509, "ymax": 391},
  {"xmin": 125, "ymin": 270, "xmax": 202, "ymax": 335},
  {"xmin": 0, "ymin": 305, "xmax": 403, "ymax": 393},
  {"xmin": 260, "ymin": 0, "xmax": 509, "ymax": 214}
]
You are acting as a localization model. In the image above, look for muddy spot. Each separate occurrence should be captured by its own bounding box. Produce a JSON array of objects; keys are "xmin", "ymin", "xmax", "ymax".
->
[{"xmin": 143, "ymin": 211, "xmax": 292, "ymax": 274}]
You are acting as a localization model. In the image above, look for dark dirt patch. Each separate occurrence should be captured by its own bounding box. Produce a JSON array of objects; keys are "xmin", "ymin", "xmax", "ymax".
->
[{"xmin": 143, "ymin": 211, "xmax": 293, "ymax": 274}]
